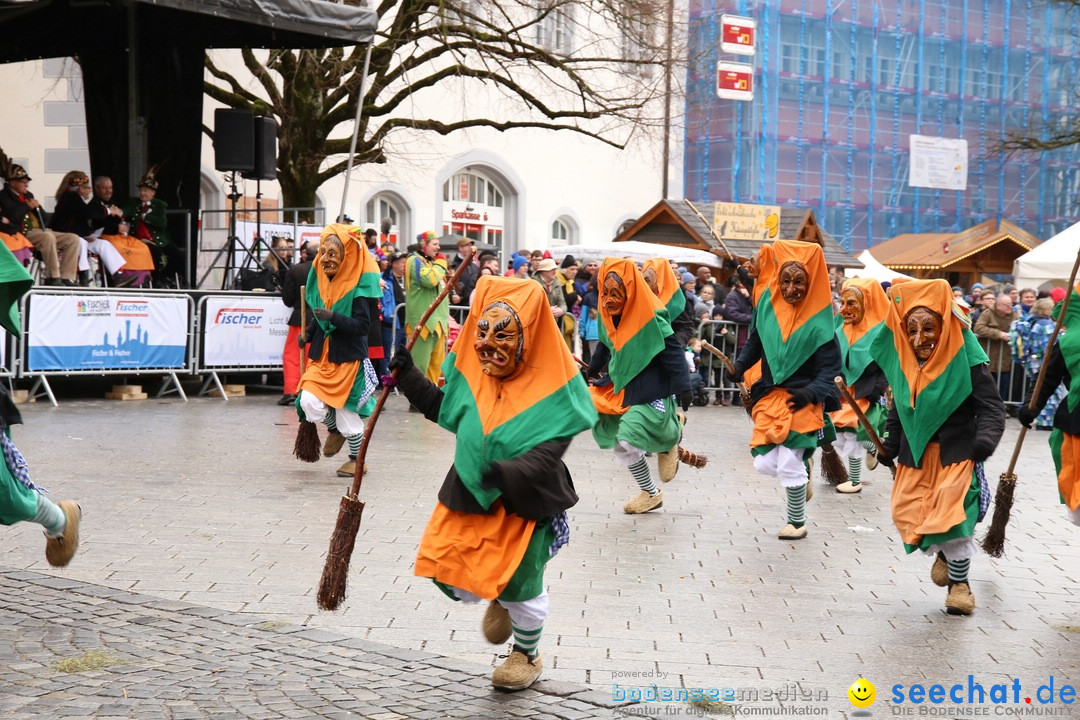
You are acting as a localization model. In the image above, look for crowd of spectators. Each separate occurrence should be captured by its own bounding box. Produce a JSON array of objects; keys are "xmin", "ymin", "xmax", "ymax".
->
[{"xmin": 1, "ymin": 161, "xmax": 183, "ymax": 289}]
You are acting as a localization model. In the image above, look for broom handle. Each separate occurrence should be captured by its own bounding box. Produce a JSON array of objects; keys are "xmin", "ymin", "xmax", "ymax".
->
[
  {"xmin": 346, "ymin": 248, "xmax": 476, "ymax": 498},
  {"xmin": 700, "ymin": 340, "xmax": 747, "ymax": 397},
  {"xmin": 834, "ymin": 376, "xmax": 894, "ymax": 472},
  {"xmin": 1002, "ymin": 248, "xmax": 1080, "ymax": 476},
  {"xmin": 683, "ymin": 199, "xmax": 737, "ymax": 262},
  {"xmin": 299, "ymin": 285, "xmax": 307, "ymax": 374}
]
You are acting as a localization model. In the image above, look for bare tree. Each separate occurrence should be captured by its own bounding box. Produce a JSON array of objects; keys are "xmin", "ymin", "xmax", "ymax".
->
[
  {"xmin": 1000, "ymin": 0, "xmax": 1080, "ymax": 155},
  {"xmin": 204, "ymin": 0, "xmax": 684, "ymax": 211}
]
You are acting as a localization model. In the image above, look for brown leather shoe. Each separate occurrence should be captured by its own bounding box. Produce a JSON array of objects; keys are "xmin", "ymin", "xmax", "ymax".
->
[
  {"xmin": 323, "ymin": 431, "xmax": 346, "ymax": 457},
  {"xmin": 491, "ymin": 650, "xmax": 542, "ymax": 691},
  {"xmin": 946, "ymin": 581, "xmax": 975, "ymax": 616},
  {"xmin": 482, "ymin": 601, "xmax": 512, "ymax": 644},
  {"xmin": 45, "ymin": 500, "xmax": 81, "ymax": 568},
  {"xmin": 623, "ymin": 490, "xmax": 663, "ymax": 514},
  {"xmin": 931, "ymin": 552, "xmax": 949, "ymax": 587}
]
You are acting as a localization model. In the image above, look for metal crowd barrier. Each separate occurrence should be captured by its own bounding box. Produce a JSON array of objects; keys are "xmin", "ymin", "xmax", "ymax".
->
[
  {"xmin": 17, "ymin": 289, "xmax": 195, "ymax": 406},
  {"xmin": 689, "ymin": 319, "xmax": 1032, "ymax": 408},
  {"xmin": 192, "ymin": 292, "xmax": 294, "ymax": 402},
  {"xmin": 975, "ymin": 337, "xmax": 1029, "ymax": 408},
  {"xmin": 693, "ymin": 319, "xmax": 748, "ymax": 401}
]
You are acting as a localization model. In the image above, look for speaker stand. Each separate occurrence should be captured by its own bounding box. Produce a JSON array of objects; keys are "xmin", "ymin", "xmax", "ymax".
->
[{"xmin": 195, "ymin": 172, "xmax": 261, "ymax": 290}]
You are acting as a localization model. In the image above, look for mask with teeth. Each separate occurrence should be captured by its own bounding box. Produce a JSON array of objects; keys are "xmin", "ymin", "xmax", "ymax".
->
[{"xmin": 474, "ymin": 301, "xmax": 524, "ymax": 378}]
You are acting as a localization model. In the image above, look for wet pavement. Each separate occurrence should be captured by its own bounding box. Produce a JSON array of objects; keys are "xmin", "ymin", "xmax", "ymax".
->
[{"xmin": 1, "ymin": 389, "xmax": 1078, "ymax": 718}]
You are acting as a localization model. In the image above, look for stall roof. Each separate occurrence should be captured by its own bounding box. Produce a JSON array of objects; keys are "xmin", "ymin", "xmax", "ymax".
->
[
  {"xmin": 0, "ymin": 0, "xmax": 377, "ymax": 59},
  {"xmin": 614, "ymin": 200, "xmax": 863, "ymax": 269},
  {"xmin": 871, "ymin": 219, "xmax": 1040, "ymax": 271}
]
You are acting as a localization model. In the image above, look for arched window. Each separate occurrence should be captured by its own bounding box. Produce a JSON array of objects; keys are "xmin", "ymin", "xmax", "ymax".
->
[
  {"xmin": 441, "ymin": 169, "xmax": 506, "ymax": 249},
  {"xmin": 362, "ymin": 191, "xmax": 408, "ymax": 247},
  {"xmin": 552, "ymin": 219, "xmax": 569, "ymax": 242}
]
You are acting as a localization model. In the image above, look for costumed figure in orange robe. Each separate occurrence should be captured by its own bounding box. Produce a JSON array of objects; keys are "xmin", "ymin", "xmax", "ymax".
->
[
  {"xmin": 732, "ymin": 241, "xmax": 841, "ymax": 540},
  {"xmin": 870, "ymin": 279, "xmax": 1004, "ymax": 616},
  {"xmin": 388, "ymin": 276, "xmax": 596, "ymax": 691}
]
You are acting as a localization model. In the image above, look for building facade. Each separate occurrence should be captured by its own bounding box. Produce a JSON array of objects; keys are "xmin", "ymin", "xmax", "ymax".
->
[
  {"xmin": 685, "ymin": 0, "xmax": 1080, "ymax": 251},
  {"xmin": 0, "ymin": 1, "xmax": 680, "ymax": 277}
]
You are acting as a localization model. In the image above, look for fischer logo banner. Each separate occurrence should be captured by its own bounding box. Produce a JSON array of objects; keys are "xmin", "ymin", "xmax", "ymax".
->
[
  {"xmin": 202, "ymin": 296, "xmax": 291, "ymax": 368},
  {"xmin": 27, "ymin": 293, "xmax": 188, "ymax": 371}
]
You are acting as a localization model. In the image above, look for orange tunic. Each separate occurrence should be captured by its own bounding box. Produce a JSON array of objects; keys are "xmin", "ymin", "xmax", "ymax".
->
[
  {"xmin": 102, "ymin": 234, "xmax": 155, "ymax": 271},
  {"xmin": 589, "ymin": 383, "xmax": 628, "ymax": 416},
  {"xmin": 830, "ymin": 385, "xmax": 869, "ymax": 430},
  {"xmin": 1, "ymin": 230, "xmax": 33, "ymax": 254},
  {"xmin": 415, "ymin": 501, "xmax": 536, "ymax": 600},
  {"xmin": 299, "ymin": 342, "xmax": 361, "ymax": 409},
  {"xmin": 891, "ymin": 442, "xmax": 975, "ymax": 546},
  {"xmin": 750, "ymin": 387, "xmax": 824, "ymax": 448},
  {"xmin": 1059, "ymin": 432, "xmax": 1080, "ymax": 512}
]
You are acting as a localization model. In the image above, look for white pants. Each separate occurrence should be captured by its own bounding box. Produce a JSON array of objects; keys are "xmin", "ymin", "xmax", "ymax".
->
[
  {"xmin": 921, "ymin": 536, "xmax": 978, "ymax": 562},
  {"xmin": 298, "ymin": 390, "xmax": 365, "ymax": 437},
  {"xmin": 753, "ymin": 445, "xmax": 808, "ymax": 488},
  {"xmin": 612, "ymin": 440, "xmax": 646, "ymax": 466},
  {"xmin": 833, "ymin": 429, "xmax": 862, "ymax": 460},
  {"xmin": 78, "ymin": 236, "xmax": 127, "ymax": 275},
  {"xmin": 451, "ymin": 587, "xmax": 549, "ymax": 632}
]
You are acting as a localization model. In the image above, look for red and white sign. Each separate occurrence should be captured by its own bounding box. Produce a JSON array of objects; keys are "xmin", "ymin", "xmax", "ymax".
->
[
  {"xmin": 716, "ymin": 62, "xmax": 754, "ymax": 101},
  {"xmin": 721, "ymin": 14, "xmax": 756, "ymax": 56}
]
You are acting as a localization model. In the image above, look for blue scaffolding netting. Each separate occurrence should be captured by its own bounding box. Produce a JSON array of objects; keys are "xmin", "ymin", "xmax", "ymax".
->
[{"xmin": 684, "ymin": 0, "xmax": 1080, "ymax": 251}]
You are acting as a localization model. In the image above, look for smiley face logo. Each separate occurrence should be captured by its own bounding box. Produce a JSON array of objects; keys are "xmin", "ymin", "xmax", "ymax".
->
[{"xmin": 848, "ymin": 678, "xmax": 876, "ymax": 708}]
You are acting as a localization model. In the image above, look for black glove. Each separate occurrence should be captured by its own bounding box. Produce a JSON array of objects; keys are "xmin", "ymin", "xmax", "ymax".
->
[
  {"xmin": 388, "ymin": 345, "xmax": 414, "ymax": 375},
  {"xmin": 1017, "ymin": 404, "xmax": 1038, "ymax": 429},
  {"xmin": 877, "ymin": 446, "xmax": 895, "ymax": 468},
  {"xmin": 730, "ymin": 361, "xmax": 746, "ymax": 384},
  {"xmin": 786, "ymin": 387, "xmax": 815, "ymax": 410},
  {"xmin": 972, "ymin": 442, "xmax": 995, "ymax": 463},
  {"xmin": 297, "ymin": 332, "xmax": 308, "ymax": 348},
  {"xmin": 678, "ymin": 390, "xmax": 693, "ymax": 412}
]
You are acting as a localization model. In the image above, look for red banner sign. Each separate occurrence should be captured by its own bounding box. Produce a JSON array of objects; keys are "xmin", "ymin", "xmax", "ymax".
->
[{"xmin": 716, "ymin": 62, "xmax": 754, "ymax": 101}]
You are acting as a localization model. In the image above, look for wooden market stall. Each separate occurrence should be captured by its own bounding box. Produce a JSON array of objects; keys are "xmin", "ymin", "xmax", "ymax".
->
[
  {"xmin": 613, "ymin": 200, "xmax": 862, "ymax": 281},
  {"xmin": 870, "ymin": 219, "xmax": 1041, "ymax": 289}
]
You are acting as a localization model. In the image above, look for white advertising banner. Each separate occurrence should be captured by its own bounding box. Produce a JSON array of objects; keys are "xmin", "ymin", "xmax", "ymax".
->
[
  {"xmin": 27, "ymin": 294, "xmax": 189, "ymax": 371},
  {"xmin": 201, "ymin": 296, "xmax": 291, "ymax": 368},
  {"xmin": 909, "ymin": 135, "xmax": 969, "ymax": 191},
  {"xmin": 227, "ymin": 221, "xmax": 321, "ymax": 285}
]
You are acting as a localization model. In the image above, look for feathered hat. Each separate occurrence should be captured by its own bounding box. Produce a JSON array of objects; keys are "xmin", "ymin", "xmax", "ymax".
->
[
  {"xmin": 137, "ymin": 163, "xmax": 162, "ymax": 191},
  {"xmin": 0, "ymin": 146, "xmax": 30, "ymax": 182}
]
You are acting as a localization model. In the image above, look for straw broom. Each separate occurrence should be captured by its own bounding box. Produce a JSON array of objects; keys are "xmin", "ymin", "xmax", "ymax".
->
[
  {"xmin": 981, "ymin": 250, "xmax": 1080, "ymax": 557},
  {"xmin": 317, "ymin": 249, "xmax": 475, "ymax": 611},
  {"xmin": 834, "ymin": 377, "xmax": 896, "ymax": 479},
  {"xmin": 293, "ymin": 285, "xmax": 321, "ymax": 462}
]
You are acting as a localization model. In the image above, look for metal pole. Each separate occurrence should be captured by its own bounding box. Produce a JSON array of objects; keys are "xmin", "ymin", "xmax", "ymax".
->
[
  {"xmin": 337, "ymin": 41, "xmax": 374, "ymax": 224},
  {"xmin": 661, "ymin": 0, "xmax": 675, "ymax": 199}
]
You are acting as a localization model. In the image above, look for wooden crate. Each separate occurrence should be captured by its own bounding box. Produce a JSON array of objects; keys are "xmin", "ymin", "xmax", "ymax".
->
[{"xmin": 208, "ymin": 384, "xmax": 246, "ymax": 398}]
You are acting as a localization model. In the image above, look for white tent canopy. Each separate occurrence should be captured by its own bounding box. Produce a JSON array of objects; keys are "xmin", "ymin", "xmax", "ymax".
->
[
  {"xmin": 1014, "ymin": 221, "xmax": 1080, "ymax": 290},
  {"xmin": 844, "ymin": 249, "xmax": 914, "ymax": 282},
  {"xmin": 547, "ymin": 241, "xmax": 724, "ymax": 268}
]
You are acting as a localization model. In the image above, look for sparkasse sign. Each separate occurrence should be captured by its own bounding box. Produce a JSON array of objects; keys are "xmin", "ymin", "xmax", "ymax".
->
[
  {"xmin": 720, "ymin": 14, "xmax": 756, "ymax": 55},
  {"xmin": 716, "ymin": 61, "xmax": 754, "ymax": 101}
]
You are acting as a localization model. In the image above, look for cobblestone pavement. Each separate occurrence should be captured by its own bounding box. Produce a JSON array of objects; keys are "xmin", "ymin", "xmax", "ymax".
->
[{"xmin": 2, "ymin": 391, "xmax": 1079, "ymax": 717}]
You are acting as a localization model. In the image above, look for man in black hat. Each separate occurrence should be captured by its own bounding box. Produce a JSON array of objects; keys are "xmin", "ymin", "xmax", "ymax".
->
[
  {"xmin": 0, "ymin": 165, "xmax": 80, "ymax": 285},
  {"xmin": 122, "ymin": 168, "xmax": 183, "ymax": 287}
]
